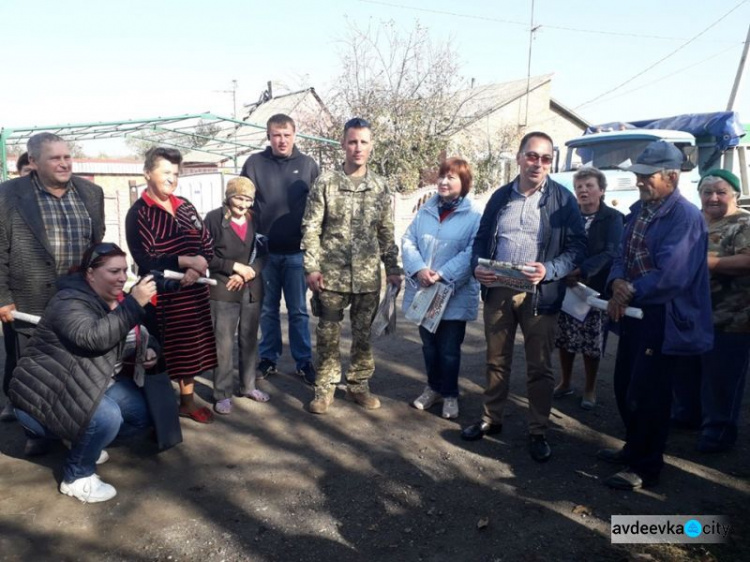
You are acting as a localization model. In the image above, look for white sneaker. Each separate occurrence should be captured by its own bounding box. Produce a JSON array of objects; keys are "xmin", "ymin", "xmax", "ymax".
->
[
  {"xmin": 96, "ymin": 450, "xmax": 109, "ymax": 465},
  {"xmin": 442, "ymin": 397, "xmax": 459, "ymax": 419},
  {"xmin": 412, "ymin": 386, "xmax": 441, "ymax": 410},
  {"xmin": 60, "ymin": 474, "xmax": 117, "ymax": 503}
]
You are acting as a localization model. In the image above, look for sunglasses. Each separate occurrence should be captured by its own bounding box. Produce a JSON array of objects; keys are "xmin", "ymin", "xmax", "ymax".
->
[
  {"xmin": 344, "ymin": 117, "xmax": 371, "ymax": 131},
  {"xmin": 84, "ymin": 242, "xmax": 123, "ymax": 269},
  {"xmin": 523, "ymin": 151, "xmax": 554, "ymax": 165}
]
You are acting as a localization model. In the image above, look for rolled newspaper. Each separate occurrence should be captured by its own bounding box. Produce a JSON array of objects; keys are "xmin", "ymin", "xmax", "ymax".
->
[
  {"xmin": 163, "ymin": 270, "xmax": 218, "ymax": 286},
  {"xmin": 586, "ymin": 296, "xmax": 644, "ymax": 319},
  {"xmin": 11, "ymin": 311, "xmax": 41, "ymax": 325}
]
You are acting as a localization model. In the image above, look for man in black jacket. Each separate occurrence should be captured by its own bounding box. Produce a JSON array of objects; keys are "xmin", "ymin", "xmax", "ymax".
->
[
  {"xmin": 240, "ymin": 114, "xmax": 319, "ymax": 385},
  {"xmin": 0, "ymin": 133, "xmax": 105, "ymax": 426},
  {"xmin": 461, "ymin": 131, "xmax": 586, "ymax": 463}
]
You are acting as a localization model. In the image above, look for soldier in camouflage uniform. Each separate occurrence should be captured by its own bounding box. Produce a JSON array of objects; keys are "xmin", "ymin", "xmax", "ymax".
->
[
  {"xmin": 695, "ymin": 169, "xmax": 750, "ymax": 453},
  {"xmin": 301, "ymin": 118, "xmax": 403, "ymax": 414}
]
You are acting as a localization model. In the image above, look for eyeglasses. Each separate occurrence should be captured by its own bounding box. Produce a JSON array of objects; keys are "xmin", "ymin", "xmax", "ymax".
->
[
  {"xmin": 523, "ymin": 151, "xmax": 554, "ymax": 165},
  {"xmin": 344, "ymin": 117, "xmax": 371, "ymax": 131},
  {"xmin": 84, "ymin": 242, "xmax": 122, "ymax": 269}
]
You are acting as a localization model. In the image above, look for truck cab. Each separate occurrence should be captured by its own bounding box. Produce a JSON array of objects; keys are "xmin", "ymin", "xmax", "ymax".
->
[{"xmin": 550, "ymin": 129, "xmax": 701, "ymax": 213}]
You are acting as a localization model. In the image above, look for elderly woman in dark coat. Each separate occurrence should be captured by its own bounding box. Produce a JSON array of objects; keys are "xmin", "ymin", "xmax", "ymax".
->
[
  {"xmin": 553, "ymin": 167, "xmax": 623, "ymax": 409},
  {"xmin": 205, "ymin": 177, "xmax": 268, "ymax": 415},
  {"xmin": 10, "ymin": 243, "xmax": 157, "ymax": 503}
]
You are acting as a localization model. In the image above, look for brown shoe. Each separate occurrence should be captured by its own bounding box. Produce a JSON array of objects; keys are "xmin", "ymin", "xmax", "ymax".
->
[
  {"xmin": 346, "ymin": 389, "xmax": 381, "ymax": 410},
  {"xmin": 308, "ymin": 387, "xmax": 335, "ymax": 415}
]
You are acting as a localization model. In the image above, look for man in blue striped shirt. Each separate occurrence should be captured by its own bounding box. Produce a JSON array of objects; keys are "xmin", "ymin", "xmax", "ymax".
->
[{"xmin": 463, "ymin": 131, "xmax": 586, "ymax": 463}]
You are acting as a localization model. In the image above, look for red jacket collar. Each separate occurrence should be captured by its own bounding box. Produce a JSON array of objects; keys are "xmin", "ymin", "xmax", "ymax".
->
[{"xmin": 141, "ymin": 190, "xmax": 184, "ymax": 211}]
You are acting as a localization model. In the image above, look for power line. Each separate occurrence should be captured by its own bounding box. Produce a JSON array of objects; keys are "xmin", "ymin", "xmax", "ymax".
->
[
  {"xmin": 357, "ymin": 0, "xmax": 742, "ymax": 42},
  {"xmin": 575, "ymin": 0, "xmax": 748, "ymax": 109},
  {"xmin": 583, "ymin": 43, "xmax": 742, "ymax": 110}
]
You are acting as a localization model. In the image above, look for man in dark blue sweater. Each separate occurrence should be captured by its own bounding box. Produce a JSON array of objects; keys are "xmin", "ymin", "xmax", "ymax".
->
[{"xmin": 240, "ymin": 114, "xmax": 319, "ymax": 384}]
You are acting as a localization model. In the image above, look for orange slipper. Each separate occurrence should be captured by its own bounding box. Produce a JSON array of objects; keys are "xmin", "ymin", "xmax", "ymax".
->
[{"xmin": 179, "ymin": 406, "xmax": 214, "ymax": 424}]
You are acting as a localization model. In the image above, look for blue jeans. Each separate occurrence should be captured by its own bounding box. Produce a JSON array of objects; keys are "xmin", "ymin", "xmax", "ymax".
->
[
  {"xmin": 258, "ymin": 251, "xmax": 312, "ymax": 368},
  {"xmin": 700, "ymin": 331, "xmax": 750, "ymax": 446},
  {"xmin": 419, "ymin": 320, "xmax": 466, "ymax": 398},
  {"xmin": 16, "ymin": 377, "xmax": 151, "ymax": 483}
]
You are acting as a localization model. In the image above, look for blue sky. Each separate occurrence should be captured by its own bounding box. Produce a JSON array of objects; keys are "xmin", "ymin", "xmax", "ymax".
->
[{"xmin": 1, "ymin": 0, "xmax": 748, "ymax": 155}]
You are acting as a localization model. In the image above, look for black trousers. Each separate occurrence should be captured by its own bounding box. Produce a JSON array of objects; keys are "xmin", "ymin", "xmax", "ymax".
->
[{"xmin": 613, "ymin": 305, "xmax": 697, "ymax": 479}]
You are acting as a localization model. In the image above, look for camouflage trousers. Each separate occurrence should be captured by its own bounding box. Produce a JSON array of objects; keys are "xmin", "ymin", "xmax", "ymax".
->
[{"xmin": 314, "ymin": 290, "xmax": 380, "ymax": 393}]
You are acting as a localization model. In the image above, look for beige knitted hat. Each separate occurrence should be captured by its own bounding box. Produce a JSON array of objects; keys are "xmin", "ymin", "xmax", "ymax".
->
[{"xmin": 225, "ymin": 177, "xmax": 256, "ymax": 200}]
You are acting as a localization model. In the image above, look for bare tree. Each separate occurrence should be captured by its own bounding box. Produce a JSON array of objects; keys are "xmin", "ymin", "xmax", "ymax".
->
[
  {"xmin": 453, "ymin": 124, "xmax": 523, "ymax": 194},
  {"xmin": 326, "ymin": 20, "xmax": 486, "ymax": 192},
  {"xmin": 69, "ymin": 141, "xmax": 86, "ymax": 158}
]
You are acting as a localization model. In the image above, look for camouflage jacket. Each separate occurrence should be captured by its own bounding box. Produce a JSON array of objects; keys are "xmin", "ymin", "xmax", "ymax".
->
[
  {"xmin": 302, "ymin": 167, "xmax": 402, "ymax": 293},
  {"xmin": 707, "ymin": 208, "xmax": 750, "ymax": 332}
]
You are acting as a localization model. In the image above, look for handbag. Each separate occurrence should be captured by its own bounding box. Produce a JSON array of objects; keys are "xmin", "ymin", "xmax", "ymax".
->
[{"xmin": 142, "ymin": 372, "xmax": 182, "ymax": 451}]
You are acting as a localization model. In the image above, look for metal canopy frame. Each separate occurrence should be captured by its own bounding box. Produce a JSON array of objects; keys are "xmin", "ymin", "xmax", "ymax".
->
[{"xmin": 0, "ymin": 112, "xmax": 338, "ymax": 180}]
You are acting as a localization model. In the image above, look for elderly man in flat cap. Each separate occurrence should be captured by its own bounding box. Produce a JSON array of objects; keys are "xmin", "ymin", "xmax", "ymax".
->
[{"xmin": 598, "ymin": 140, "xmax": 713, "ymax": 491}]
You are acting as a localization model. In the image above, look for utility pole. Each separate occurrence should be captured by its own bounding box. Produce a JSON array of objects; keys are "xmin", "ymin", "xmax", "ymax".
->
[
  {"xmin": 727, "ymin": 24, "xmax": 750, "ymax": 111},
  {"xmin": 523, "ymin": 0, "xmax": 541, "ymax": 127},
  {"xmin": 216, "ymin": 79, "xmax": 239, "ymax": 171}
]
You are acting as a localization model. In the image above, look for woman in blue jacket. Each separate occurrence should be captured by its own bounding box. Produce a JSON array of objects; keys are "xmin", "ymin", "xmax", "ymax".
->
[{"xmin": 401, "ymin": 158, "xmax": 481, "ymax": 419}]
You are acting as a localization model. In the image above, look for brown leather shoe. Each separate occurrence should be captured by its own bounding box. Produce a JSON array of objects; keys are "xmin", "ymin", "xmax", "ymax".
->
[
  {"xmin": 308, "ymin": 387, "xmax": 335, "ymax": 414},
  {"xmin": 346, "ymin": 389, "xmax": 381, "ymax": 410}
]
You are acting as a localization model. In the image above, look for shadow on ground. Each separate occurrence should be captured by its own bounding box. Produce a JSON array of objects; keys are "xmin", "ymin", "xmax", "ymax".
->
[{"xmin": 0, "ymin": 302, "xmax": 747, "ymax": 562}]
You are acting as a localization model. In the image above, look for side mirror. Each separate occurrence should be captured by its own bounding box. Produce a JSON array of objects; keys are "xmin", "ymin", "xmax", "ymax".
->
[{"xmin": 681, "ymin": 146, "xmax": 698, "ymax": 172}]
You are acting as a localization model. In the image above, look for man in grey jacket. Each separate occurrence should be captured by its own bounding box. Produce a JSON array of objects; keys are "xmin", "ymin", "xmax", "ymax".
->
[{"xmin": 0, "ymin": 133, "xmax": 105, "ymax": 425}]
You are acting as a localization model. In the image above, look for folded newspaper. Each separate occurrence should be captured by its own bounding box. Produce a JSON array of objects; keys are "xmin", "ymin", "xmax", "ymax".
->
[
  {"xmin": 476, "ymin": 258, "xmax": 536, "ymax": 293},
  {"xmin": 405, "ymin": 281, "xmax": 452, "ymax": 334},
  {"xmin": 370, "ymin": 283, "xmax": 400, "ymax": 338},
  {"xmin": 561, "ymin": 282, "xmax": 600, "ymax": 322}
]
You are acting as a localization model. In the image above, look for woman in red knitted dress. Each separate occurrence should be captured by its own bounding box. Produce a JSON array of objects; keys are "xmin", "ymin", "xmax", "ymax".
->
[{"xmin": 125, "ymin": 147, "xmax": 217, "ymax": 423}]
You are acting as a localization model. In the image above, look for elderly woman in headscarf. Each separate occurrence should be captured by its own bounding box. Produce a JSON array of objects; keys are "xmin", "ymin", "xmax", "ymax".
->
[
  {"xmin": 204, "ymin": 177, "xmax": 268, "ymax": 415},
  {"xmin": 695, "ymin": 169, "xmax": 750, "ymax": 453}
]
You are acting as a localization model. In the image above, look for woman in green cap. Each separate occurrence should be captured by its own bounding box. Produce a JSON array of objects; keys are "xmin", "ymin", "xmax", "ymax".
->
[{"xmin": 695, "ymin": 169, "xmax": 750, "ymax": 453}]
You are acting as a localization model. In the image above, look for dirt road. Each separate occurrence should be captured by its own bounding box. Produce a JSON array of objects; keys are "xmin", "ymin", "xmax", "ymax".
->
[{"xmin": 1, "ymin": 307, "xmax": 747, "ymax": 561}]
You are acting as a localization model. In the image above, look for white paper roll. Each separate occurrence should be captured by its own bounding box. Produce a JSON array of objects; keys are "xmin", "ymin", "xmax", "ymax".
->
[
  {"xmin": 163, "ymin": 270, "xmax": 218, "ymax": 286},
  {"xmin": 586, "ymin": 297, "xmax": 644, "ymax": 319}
]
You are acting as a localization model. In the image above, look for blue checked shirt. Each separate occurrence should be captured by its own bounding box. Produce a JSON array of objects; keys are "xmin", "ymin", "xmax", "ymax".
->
[
  {"xmin": 494, "ymin": 179, "xmax": 544, "ymax": 264},
  {"xmin": 624, "ymin": 197, "xmax": 667, "ymax": 281},
  {"xmin": 33, "ymin": 175, "xmax": 93, "ymax": 275}
]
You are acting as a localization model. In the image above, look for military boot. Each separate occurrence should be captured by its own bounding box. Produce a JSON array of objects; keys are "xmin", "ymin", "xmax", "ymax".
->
[
  {"xmin": 346, "ymin": 389, "xmax": 381, "ymax": 410},
  {"xmin": 308, "ymin": 386, "xmax": 335, "ymax": 415}
]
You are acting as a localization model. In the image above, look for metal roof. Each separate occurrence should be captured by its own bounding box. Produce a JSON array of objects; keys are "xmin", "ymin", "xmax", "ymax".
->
[{"xmin": 0, "ymin": 111, "xmax": 337, "ymax": 181}]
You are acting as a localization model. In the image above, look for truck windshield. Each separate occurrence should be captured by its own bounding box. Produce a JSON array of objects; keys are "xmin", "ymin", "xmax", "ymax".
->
[{"xmin": 570, "ymin": 139, "xmax": 653, "ymax": 170}]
